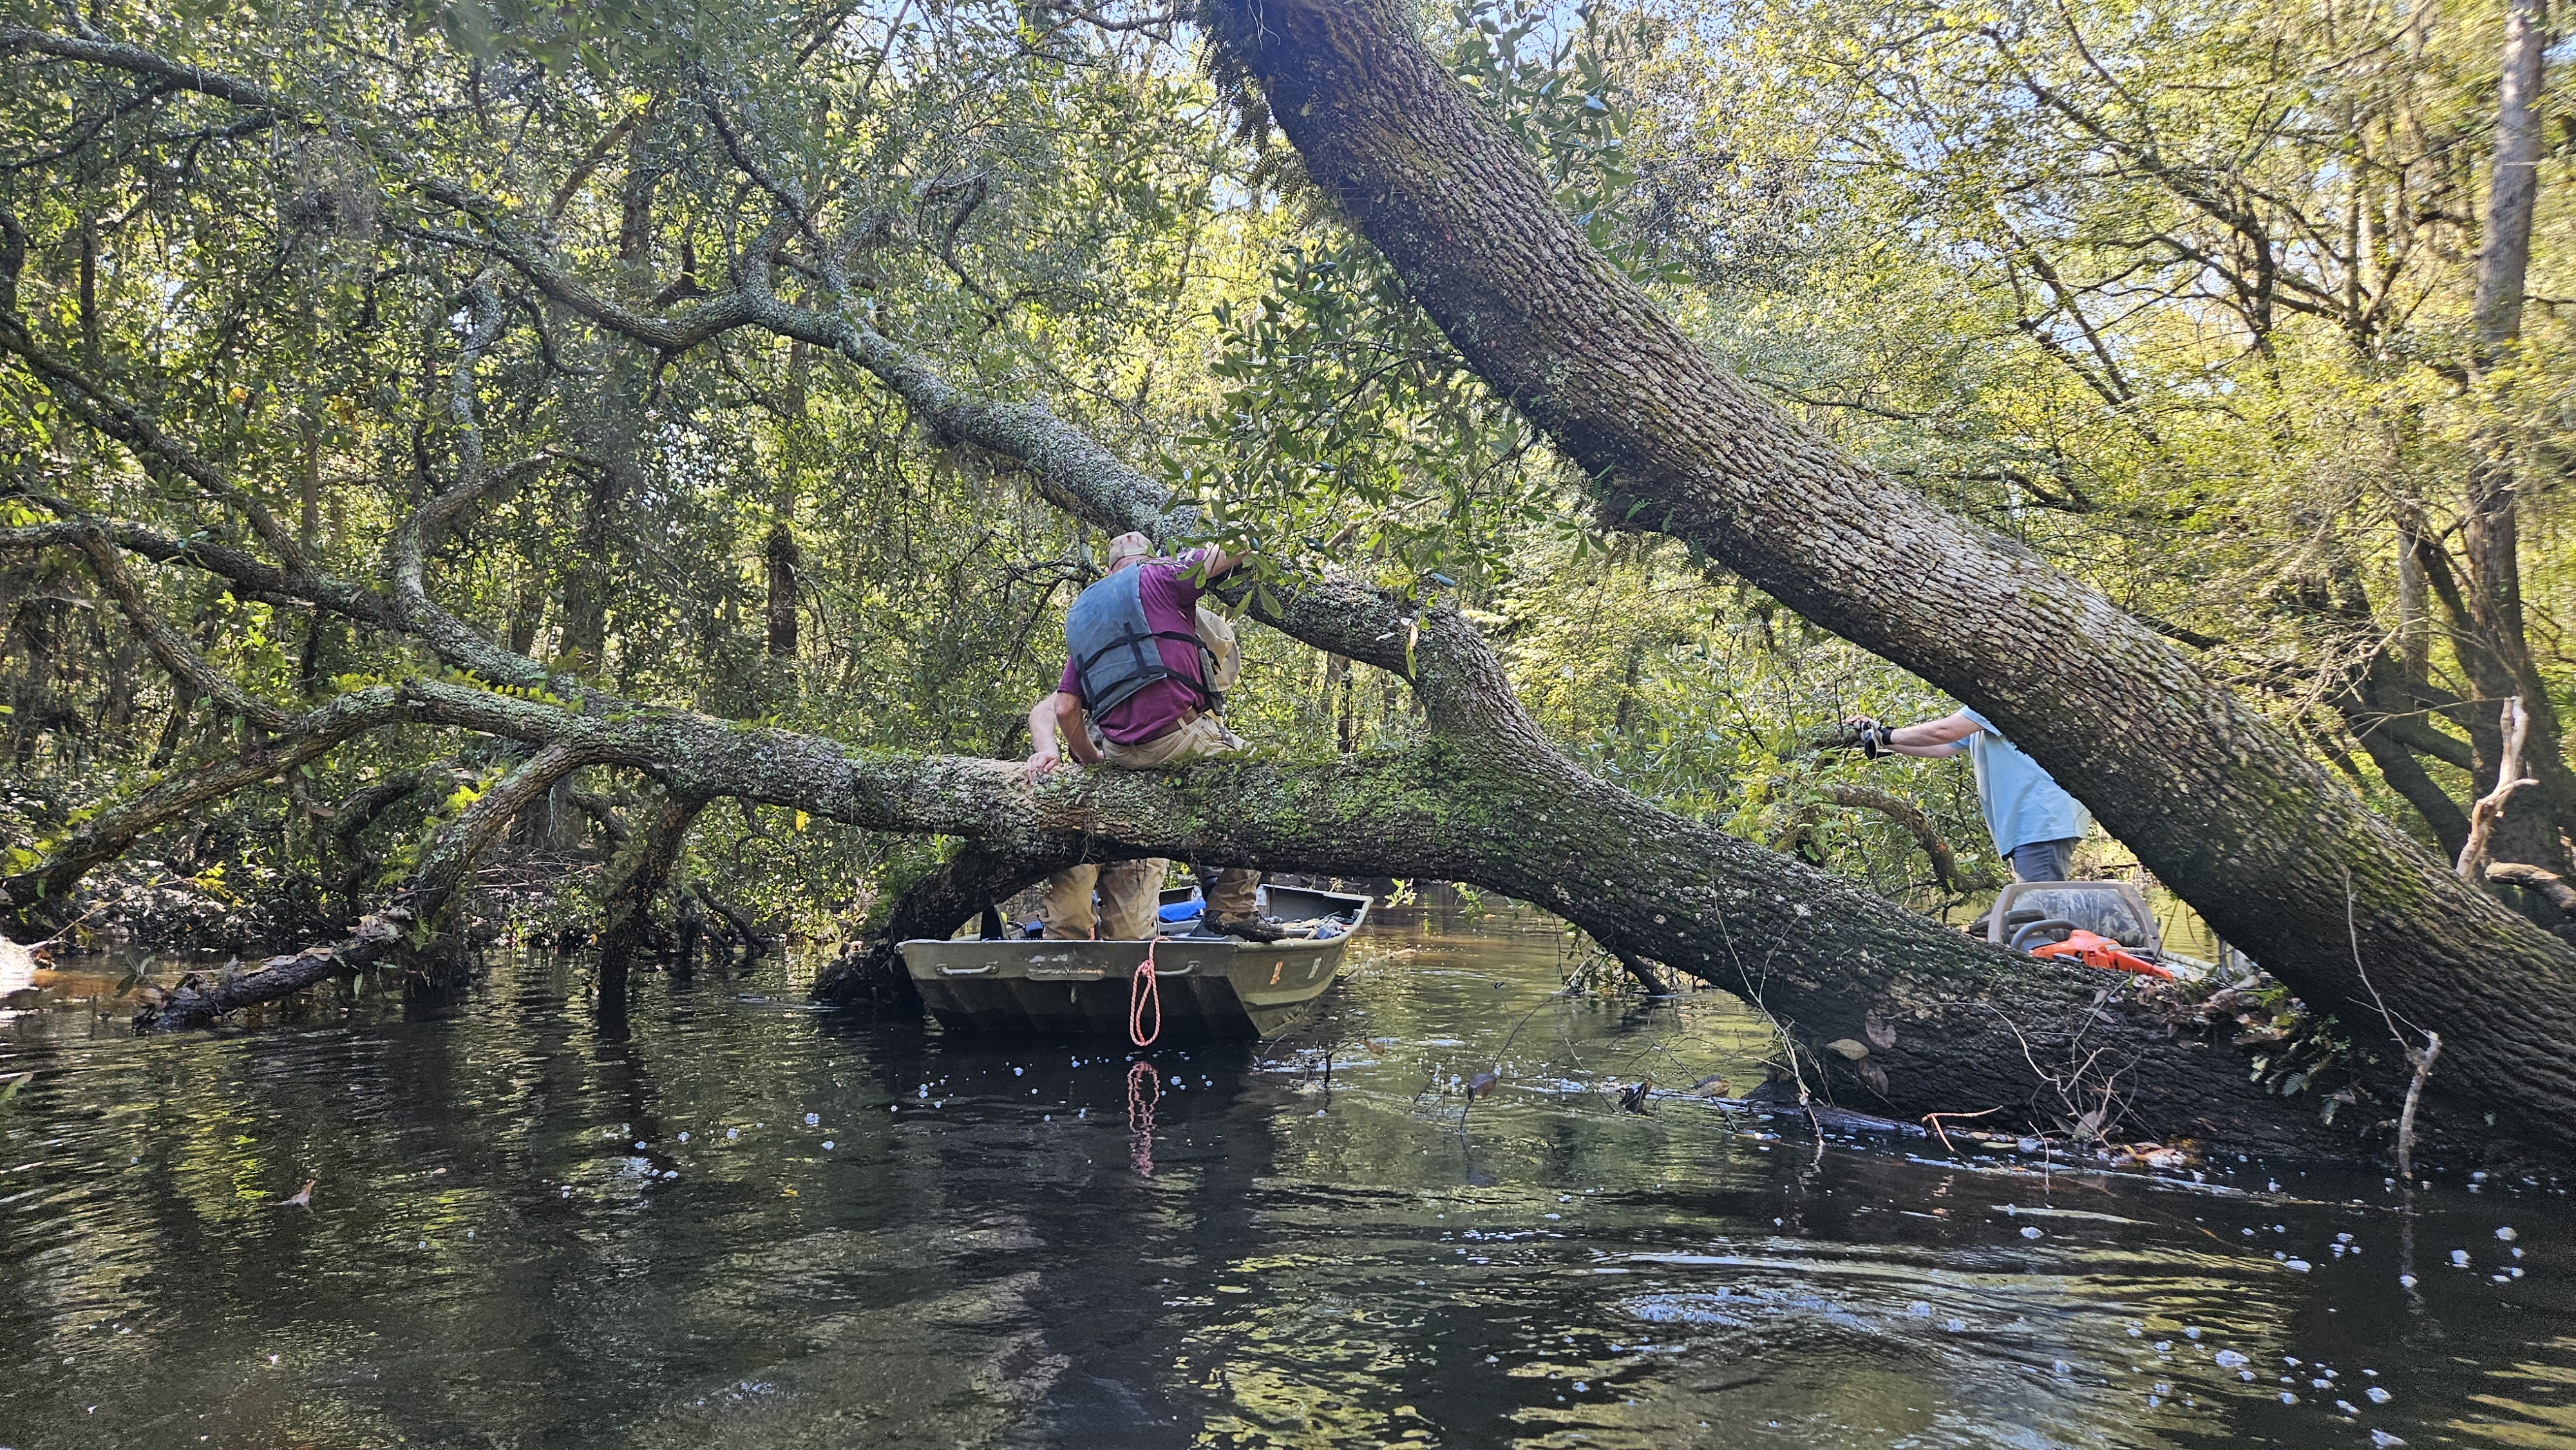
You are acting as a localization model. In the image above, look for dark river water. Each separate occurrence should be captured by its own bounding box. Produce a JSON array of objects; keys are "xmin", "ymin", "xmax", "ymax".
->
[{"xmin": 3, "ymin": 908, "xmax": 2572, "ymax": 1449}]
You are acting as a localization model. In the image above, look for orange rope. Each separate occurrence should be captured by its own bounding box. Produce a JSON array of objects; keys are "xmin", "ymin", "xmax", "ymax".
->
[{"xmin": 1128, "ymin": 934, "xmax": 1162, "ymax": 1047}]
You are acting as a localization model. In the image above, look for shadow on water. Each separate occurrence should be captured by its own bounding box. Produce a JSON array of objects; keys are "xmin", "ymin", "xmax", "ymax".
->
[{"xmin": 2, "ymin": 905, "xmax": 2573, "ymax": 1447}]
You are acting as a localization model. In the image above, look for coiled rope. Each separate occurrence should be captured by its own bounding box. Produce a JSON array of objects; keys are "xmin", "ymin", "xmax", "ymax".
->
[{"xmin": 1127, "ymin": 934, "xmax": 1162, "ymax": 1047}]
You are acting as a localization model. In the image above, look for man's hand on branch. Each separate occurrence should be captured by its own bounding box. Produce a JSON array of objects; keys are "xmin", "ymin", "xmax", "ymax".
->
[{"xmin": 1023, "ymin": 746, "xmax": 1063, "ymax": 785}]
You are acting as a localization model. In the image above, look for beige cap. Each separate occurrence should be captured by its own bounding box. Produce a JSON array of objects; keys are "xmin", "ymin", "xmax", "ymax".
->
[{"xmin": 1105, "ymin": 531, "xmax": 1153, "ymax": 569}]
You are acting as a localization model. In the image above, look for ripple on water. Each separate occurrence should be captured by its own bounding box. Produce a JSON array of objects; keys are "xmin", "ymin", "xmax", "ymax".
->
[{"xmin": 0, "ymin": 916, "xmax": 2568, "ymax": 1449}]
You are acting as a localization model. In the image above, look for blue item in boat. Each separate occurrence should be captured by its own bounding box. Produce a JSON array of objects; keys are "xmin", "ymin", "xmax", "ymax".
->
[{"xmin": 1158, "ymin": 900, "xmax": 1205, "ymax": 923}]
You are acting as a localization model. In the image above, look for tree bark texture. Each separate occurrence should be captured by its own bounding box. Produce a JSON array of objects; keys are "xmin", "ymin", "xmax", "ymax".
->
[
  {"xmin": 764, "ymin": 522, "xmax": 800, "ymax": 658},
  {"xmin": 1204, "ymin": 0, "xmax": 2576, "ymax": 1148},
  {"xmin": 135, "ymin": 738, "xmax": 599, "ymax": 1030},
  {"xmin": 2456, "ymin": 0, "xmax": 2573, "ymax": 875},
  {"xmin": 594, "ymin": 788, "xmax": 708, "ymax": 995}
]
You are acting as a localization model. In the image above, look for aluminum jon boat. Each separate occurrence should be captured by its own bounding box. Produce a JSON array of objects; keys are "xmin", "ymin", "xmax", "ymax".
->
[{"xmin": 901, "ymin": 884, "xmax": 1371, "ymax": 1040}]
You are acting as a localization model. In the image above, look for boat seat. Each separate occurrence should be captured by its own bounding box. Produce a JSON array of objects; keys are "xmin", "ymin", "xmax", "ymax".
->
[{"xmin": 1986, "ymin": 880, "xmax": 2159, "ymax": 953}]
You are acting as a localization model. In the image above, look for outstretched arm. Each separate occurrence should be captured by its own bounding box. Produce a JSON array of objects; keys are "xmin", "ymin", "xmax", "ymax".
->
[{"xmin": 1885, "ymin": 710, "xmax": 1979, "ymax": 758}]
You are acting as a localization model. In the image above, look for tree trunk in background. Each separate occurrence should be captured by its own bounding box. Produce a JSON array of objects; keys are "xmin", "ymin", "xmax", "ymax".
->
[
  {"xmin": 1205, "ymin": 0, "xmax": 2576, "ymax": 1146},
  {"xmin": 2396, "ymin": 526, "xmax": 2430, "ymax": 679},
  {"xmin": 2459, "ymin": 0, "xmax": 2573, "ymax": 878},
  {"xmin": 557, "ymin": 126, "xmax": 662, "ymax": 672},
  {"xmin": 764, "ymin": 522, "xmax": 800, "ymax": 657}
]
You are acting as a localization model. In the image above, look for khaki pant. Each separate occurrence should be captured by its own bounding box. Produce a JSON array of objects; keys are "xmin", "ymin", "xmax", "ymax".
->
[
  {"xmin": 1038, "ymin": 858, "xmax": 1166, "ymax": 941},
  {"xmin": 1036, "ymin": 713, "xmax": 1261, "ymax": 939}
]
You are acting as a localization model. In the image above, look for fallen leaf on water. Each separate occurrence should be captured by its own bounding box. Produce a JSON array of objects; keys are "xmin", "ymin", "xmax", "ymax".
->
[
  {"xmin": 1464, "ymin": 1070, "xmax": 1500, "ymax": 1099},
  {"xmin": 277, "ymin": 1180, "xmax": 314, "ymax": 1207}
]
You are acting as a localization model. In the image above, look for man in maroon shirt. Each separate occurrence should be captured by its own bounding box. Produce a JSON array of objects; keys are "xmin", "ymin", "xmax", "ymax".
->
[{"xmin": 1022, "ymin": 531, "xmax": 1264, "ymax": 939}]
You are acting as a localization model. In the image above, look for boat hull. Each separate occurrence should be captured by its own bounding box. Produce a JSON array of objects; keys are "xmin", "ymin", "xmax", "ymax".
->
[{"xmin": 902, "ymin": 886, "xmax": 1368, "ymax": 1040}]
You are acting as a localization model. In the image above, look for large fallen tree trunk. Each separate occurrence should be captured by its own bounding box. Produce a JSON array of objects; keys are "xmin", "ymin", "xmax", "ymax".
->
[
  {"xmin": 1202, "ymin": 0, "xmax": 2576, "ymax": 1151},
  {"xmin": 10, "ymin": 485, "xmax": 2381, "ymax": 1152}
]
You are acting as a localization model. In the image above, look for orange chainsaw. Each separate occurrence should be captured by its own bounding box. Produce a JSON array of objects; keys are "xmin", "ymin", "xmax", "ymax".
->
[{"xmin": 2029, "ymin": 928, "xmax": 2174, "ymax": 979}]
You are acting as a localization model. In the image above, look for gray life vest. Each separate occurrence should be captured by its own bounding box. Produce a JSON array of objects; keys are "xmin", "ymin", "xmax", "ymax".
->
[{"xmin": 1065, "ymin": 565, "xmax": 1217, "ymax": 717}]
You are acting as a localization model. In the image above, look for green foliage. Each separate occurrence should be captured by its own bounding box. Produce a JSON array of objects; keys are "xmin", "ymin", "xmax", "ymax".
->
[{"xmin": 4, "ymin": 0, "xmax": 2562, "ymax": 954}]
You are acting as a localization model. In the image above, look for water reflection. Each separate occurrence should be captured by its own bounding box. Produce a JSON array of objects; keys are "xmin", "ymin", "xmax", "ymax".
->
[{"xmin": 1, "ymin": 908, "xmax": 2570, "ymax": 1448}]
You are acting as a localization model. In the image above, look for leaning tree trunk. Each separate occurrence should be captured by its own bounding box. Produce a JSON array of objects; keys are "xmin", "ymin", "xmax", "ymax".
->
[
  {"xmin": 1203, "ymin": 0, "xmax": 2576, "ymax": 1149},
  {"xmin": 594, "ymin": 787, "xmax": 707, "ymax": 997},
  {"xmin": 2456, "ymin": 0, "xmax": 2576, "ymax": 877}
]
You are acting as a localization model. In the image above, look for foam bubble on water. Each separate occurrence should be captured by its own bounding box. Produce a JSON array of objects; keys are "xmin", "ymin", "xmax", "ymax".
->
[
  {"xmin": 2497, "ymin": 1226, "xmax": 2519, "ymax": 1241},
  {"xmin": 804, "ymin": 1113, "xmax": 819, "ymax": 1125},
  {"xmin": 2450, "ymin": 1249, "xmax": 2471, "ymax": 1268},
  {"xmin": 2020, "ymin": 1226, "xmax": 2042, "ymax": 1239},
  {"xmin": 2366, "ymin": 1386, "xmax": 2392, "ymax": 1404},
  {"xmin": 2370, "ymin": 1431, "xmax": 2407, "ymax": 1448},
  {"xmin": 2213, "ymin": 1350, "xmax": 2249, "ymax": 1369},
  {"xmin": 2287, "ymin": 1259, "xmax": 2312, "ymax": 1272}
]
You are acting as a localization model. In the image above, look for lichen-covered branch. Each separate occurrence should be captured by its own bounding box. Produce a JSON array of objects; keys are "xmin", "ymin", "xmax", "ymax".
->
[
  {"xmin": 595, "ymin": 787, "xmax": 710, "ymax": 991},
  {"xmin": 134, "ymin": 739, "xmax": 602, "ymax": 1030}
]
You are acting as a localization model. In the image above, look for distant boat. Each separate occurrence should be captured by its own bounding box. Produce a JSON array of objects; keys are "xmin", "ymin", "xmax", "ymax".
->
[{"xmin": 902, "ymin": 884, "xmax": 1372, "ymax": 1040}]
